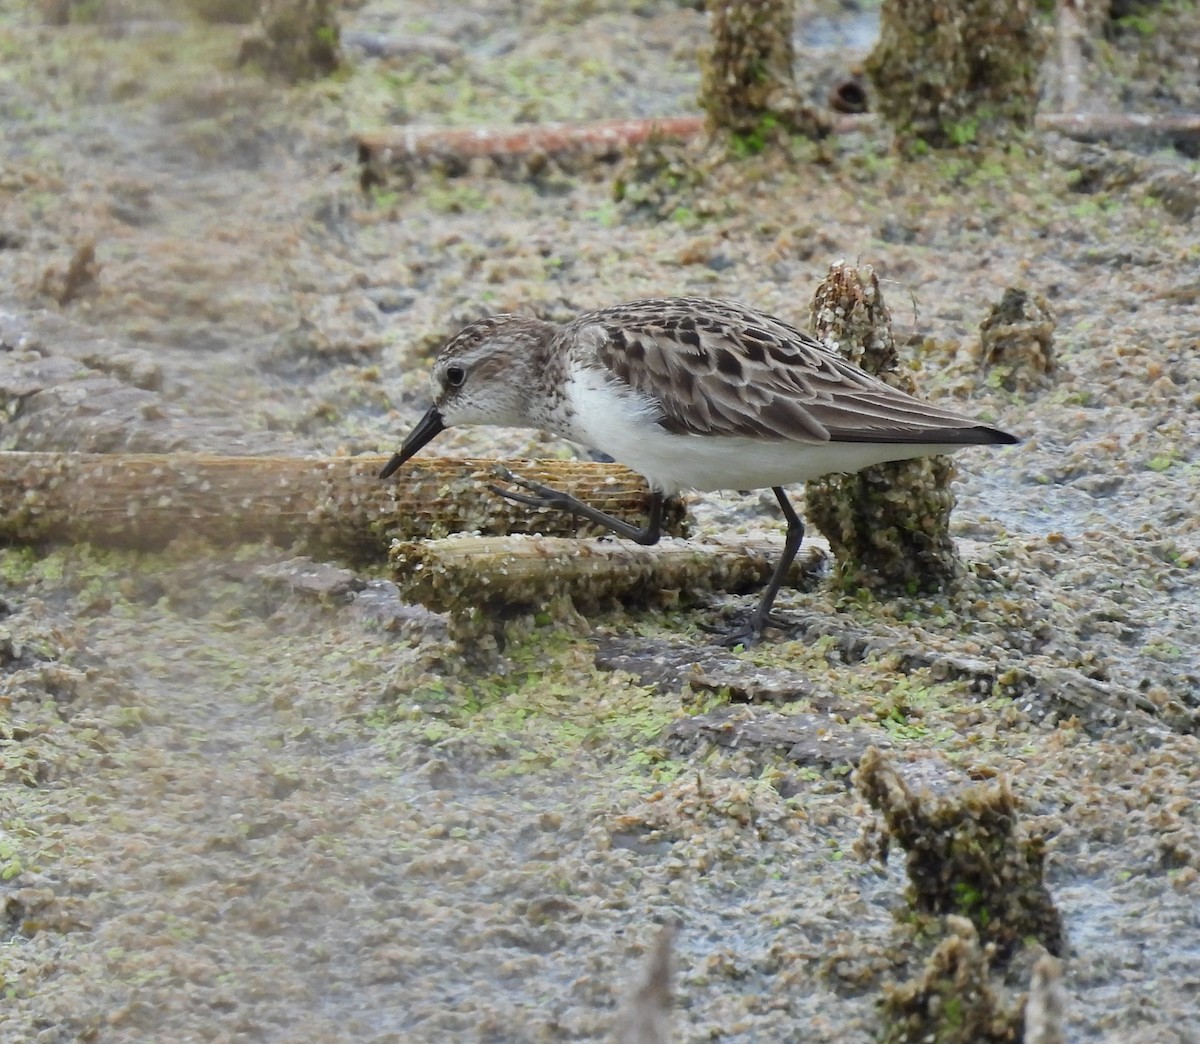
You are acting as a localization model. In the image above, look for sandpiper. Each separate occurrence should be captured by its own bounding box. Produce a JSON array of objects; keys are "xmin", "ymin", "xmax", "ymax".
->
[{"xmin": 381, "ymin": 297, "xmax": 1018, "ymax": 645}]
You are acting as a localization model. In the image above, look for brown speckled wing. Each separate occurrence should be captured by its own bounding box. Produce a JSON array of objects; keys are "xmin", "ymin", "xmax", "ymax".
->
[{"xmin": 576, "ymin": 298, "xmax": 1011, "ymax": 446}]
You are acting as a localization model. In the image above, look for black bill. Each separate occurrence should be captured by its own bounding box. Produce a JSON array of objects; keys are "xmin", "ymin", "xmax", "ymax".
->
[{"xmin": 379, "ymin": 405, "xmax": 445, "ymax": 479}]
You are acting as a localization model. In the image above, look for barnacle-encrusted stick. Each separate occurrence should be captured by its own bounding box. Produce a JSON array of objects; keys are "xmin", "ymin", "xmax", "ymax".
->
[
  {"xmin": 389, "ymin": 534, "xmax": 827, "ymax": 617},
  {"xmin": 0, "ymin": 453, "xmax": 681, "ymax": 557}
]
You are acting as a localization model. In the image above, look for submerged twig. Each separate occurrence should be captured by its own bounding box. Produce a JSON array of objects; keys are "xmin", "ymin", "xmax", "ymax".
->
[{"xmin": 611, "ymin": 924, "xmax": 676, "ymax": 1044}]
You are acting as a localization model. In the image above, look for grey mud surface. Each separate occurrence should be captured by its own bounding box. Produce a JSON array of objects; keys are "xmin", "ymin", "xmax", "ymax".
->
[{"xmin": 1, "ymin": 1, "xmax": 1199, "ymax": 1041}]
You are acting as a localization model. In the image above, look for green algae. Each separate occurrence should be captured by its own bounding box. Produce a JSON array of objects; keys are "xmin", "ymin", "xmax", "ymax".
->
[{"xmin": 375, "ymin": 625, "xmax": 687, "ymax": 787}]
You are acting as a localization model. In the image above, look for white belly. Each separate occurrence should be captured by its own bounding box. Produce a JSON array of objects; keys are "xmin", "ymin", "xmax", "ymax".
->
[{"xmin": 560, "ymin": 370, "xmax": 955, "ymax": 495}]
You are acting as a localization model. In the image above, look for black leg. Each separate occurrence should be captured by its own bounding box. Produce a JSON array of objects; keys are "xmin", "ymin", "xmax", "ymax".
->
[
  {"xmin": 488, "ymin": 467, "xmax": 664, "ymax": 546},
  {"xmin": 712, "ymin": 486, "xmax": 804, "ymax": 648}
]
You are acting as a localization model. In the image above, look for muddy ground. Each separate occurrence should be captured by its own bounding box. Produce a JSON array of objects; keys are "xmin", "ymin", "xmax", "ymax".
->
[{"xmin": 1, "ymin": 1, "xmax": 1198, "ymax": 1041}]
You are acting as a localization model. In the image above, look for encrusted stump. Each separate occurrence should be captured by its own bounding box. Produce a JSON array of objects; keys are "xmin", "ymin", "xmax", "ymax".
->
[
  {"xmin": 858, "ymin": 747, "xmax": 1066, "ymax": 960},
  {"xmin": 979, "ymin": 287, "xmax": 1057, "ymax": 394},
  {"xmin": 699, "ymin": 0, "xmax": 830, "ymax": 145},
  {"xmin": 237, "ymin": 0, "xmax": 341, "ymax": 82},
  {"xmin": 865, "ymin": 0, "xmax": 1047, "ymax": 151},
  {"xmin": 804, "ymin": 261, "xmax": 960, "ymax": 594}
]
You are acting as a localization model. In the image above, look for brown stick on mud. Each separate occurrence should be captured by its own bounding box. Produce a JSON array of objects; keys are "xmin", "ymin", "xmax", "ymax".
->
[
  {"xmin": 390, "ymin": 534, "xmax": 827, "ymax": 617},
  {"xmin": 357, "ymin": 117, "xmax": 707, "ymax": 181},
  {"xmin": 0, "ymin": 452, "xmax": 682, "ymax": 558},
  {"xmin": 357, "ymin": 112, "xmax": 1200, "ymax": 182},
  {"xmin": 356, "ymin": 114, "xmax": 888, "ymax": 176}
]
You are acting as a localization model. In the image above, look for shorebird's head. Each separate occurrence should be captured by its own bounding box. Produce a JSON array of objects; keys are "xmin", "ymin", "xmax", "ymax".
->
[{"xmin": 379, "ymin": 314, "xmax": 557, "ymax": 479}]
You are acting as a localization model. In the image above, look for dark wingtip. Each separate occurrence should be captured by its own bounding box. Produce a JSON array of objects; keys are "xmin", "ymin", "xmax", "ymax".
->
[
  {"xmin": 941, "ymin": 424, "xmax": 1021, "ymax": 446},
  {"xmin": 833, "ymin": 424, "xmax": 1021, "ymax": 447},
  {"xmin": 984, "ymin": 426, "xmax": 1021, "ymax": 446}
]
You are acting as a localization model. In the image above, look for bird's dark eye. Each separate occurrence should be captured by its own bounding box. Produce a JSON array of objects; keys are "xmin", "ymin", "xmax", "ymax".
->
[{"xmin": 445, "ymin": 365, "xmax": 466, "ymax": 388}]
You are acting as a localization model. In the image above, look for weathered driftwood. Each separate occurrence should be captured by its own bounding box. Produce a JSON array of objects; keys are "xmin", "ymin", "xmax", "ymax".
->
[
  {"xmin": 389, "ymin": 534, "xmax": 825, "ymax": 616},
  {"xmin": 0, "ymin": 452, "xmax": 681, "ymax": 557}
]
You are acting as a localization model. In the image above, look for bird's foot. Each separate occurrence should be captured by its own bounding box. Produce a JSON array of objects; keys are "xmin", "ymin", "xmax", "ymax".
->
[
  {"xmin": 488, "ymin": 465, "xmax": 661, "ymax": 545},
  {"xmin": 487, "ymin": 466, "xmax": 577, "ymax": 513},
  {"xmin": 699, "ymin": 609, "xmax": 796, "ymax": 649}
]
